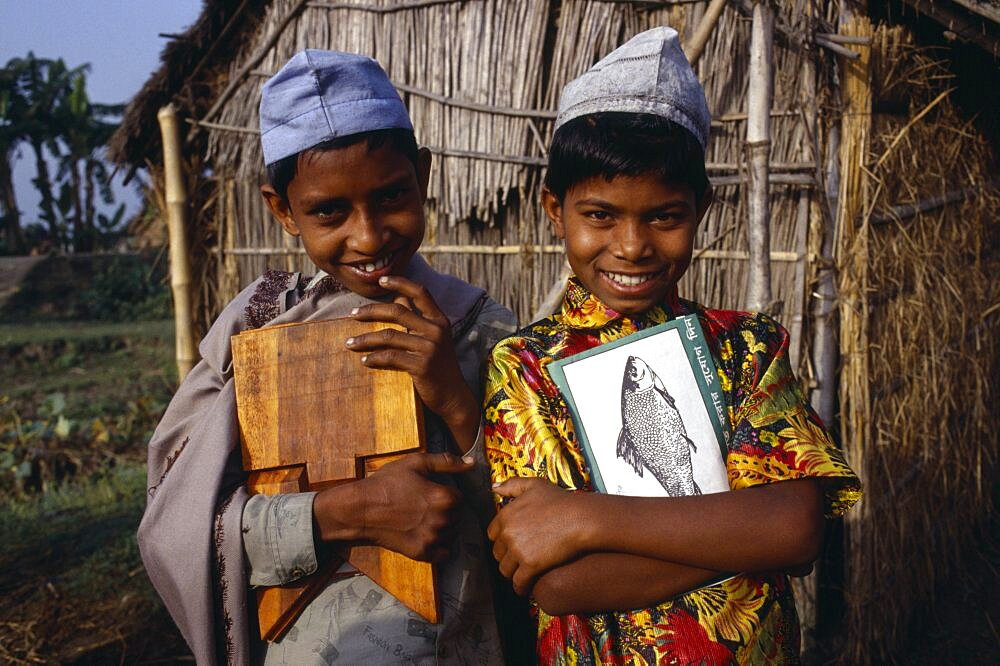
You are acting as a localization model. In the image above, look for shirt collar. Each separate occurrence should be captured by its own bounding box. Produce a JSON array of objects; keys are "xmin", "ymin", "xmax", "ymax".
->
[{"xmin": 556, "ymin": 276, "xmax": 681, "ymax": 329}]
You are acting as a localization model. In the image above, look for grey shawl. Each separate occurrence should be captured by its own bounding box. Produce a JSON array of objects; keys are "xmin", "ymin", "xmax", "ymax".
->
[{"xmin": 138, "ymin": 256, "xmax": 514, "ymax": 664}]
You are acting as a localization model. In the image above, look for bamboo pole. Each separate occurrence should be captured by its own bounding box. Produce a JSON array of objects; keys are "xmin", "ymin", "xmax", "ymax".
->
[
  {"xmin": 745, "ymin": 1, "xmax": 775, "ymax": 313},
  {"xmin": 218, "ymin": 245, "xmax": 802, "ymax": 261},
  {"xmin": 531, "ymin": 261, "xmax": 573, "ymax": 323},
  {"xmin": 157, "ymin": 104, "xmax": 198, "ymax": 381},
  {"xmin": 684, "ymin": 0, "xmax": 727, "ymax": 66},
  {"xmin": 811, "ymin": 132, "xmax": 840, "ymax": 424},
  {"xmin": 835, "ymin": 13, "xmax": 874, "ymax": 489}
]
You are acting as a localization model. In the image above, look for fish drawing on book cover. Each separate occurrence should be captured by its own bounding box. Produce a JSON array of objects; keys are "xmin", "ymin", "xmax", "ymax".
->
[{"xmin": 617, "ymin": 355, "xmax": 701, "ymax": 497}]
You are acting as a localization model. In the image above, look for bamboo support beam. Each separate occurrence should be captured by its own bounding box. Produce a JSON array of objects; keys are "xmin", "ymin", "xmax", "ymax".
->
[
  {"xmin": 219, "ymin": 245, "xmax": 801, "ymax": 261},
  {"xmin": 531, "ymin": 261, "xmax": 573, "ymax": 322},
  {"xmin": 308, "ymin": 0, "xmax": 463, "ymax": 12},
  {"xmin": 815, "ymin": 35, "xmax": 862, "ymax": 59},
  {"xmin": 834, "ymin": 14, "xmax": 874, "ymax": 520},
  {"xmin": 394, "ymin": 82, "xmax": 558, "ymax": 119},
  {"xmin": 745, "ymin": 1, "xmax": 775, "ymax": 313},
  {"xmin": 157, "ymin": 104, "xmax": 198, "ymax": 381},
  {"xmin": 870, "ymin": 177, "xmax": 1000, "ymax": 225},
  {"xmin": 198, "ymin": 0, "xmax": 310, "ymax": 126},
  {"xmin": 684, "ymin": 0, "xmax": 728, "ymax": 66}
]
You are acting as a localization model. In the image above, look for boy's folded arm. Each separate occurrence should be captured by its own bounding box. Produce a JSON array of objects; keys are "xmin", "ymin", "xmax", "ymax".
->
[
  {"xmin": 579, "ymin": 477, "xmax": 825, "ymax": 573},
  {"xmin": 531, "ymin": 553, "xmax": 718, "ymax": 616},
  {"xmin": 490, "ymin": 476, "xmax": 823, "ymax": 591},
  {"xmin": 242, "ymin": 492, "xmax": 320, "ymax": 586},
  {"xmin": 312, "ymin": 452, "xmax": 473, "ymax": 562}
]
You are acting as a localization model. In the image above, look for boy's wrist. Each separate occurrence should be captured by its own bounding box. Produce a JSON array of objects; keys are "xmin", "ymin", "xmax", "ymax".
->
[
  {"xmin": 573, "ymin": 492, "xmax": 612, "ymax": 553},
  {"xmin": 312, "ymin": 483, "xmax": 368, "ymax": 543},
  {"xmin": 441, "ymin": 392, "xmax": 480, "ymax": 454}
]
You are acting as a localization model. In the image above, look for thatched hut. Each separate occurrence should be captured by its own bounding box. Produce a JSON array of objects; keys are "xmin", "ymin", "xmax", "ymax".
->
[{"xmin": 109, "ymin": 0, "xmax": 998, "ymax": 661}]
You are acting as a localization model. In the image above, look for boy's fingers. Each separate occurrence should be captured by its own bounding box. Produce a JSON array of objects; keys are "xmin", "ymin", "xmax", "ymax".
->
[
  {"xmin": 491, "ymin": 477, "xmax": 535, "ymax": 498},
  {"xmin": 393, "ymin": 294, "xmax": 416, "ymax": 314},
  {"xmin": 486, "ymin": 515, "xmax": 501, "ymax": 542},
  {"xmin": 412, "ymin": 452, "xmax": 475, "ymax": 475},
  {"xmin": 351, "ymin": 303, "xmax": 442, "ymax": 337},
  {"xmin": 378, "ymin": 275, "xmax": 448, "ymax": 323},
  {"xmin": 346, "ymin": 327, "xmax": 430, "ymax": 354},
  {"xmin": 358, "ymin": 349, "xmax": 424, "ymax": 375}
]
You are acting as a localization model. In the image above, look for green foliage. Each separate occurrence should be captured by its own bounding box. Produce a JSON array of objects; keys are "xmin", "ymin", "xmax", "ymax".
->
[
  {"xmin": 74, "ymin": 257, "xmax": 171, "ymax": 321},
  {"xmin": 0, "ymin": 391, "xmax": 165, "ymax": 497},
  {"xmin": 1, "ymin": 252, "xmax": 172, "ymax": 322},
  {"xmin": 1, "ymin": 52, "xmax": 125, "ymax": 254},
  {"xmin": 0, "ymin": 265, "xmax": 186, "ymax": 662},
  {"xmin": 0, "ymin": 318, "xmax": 175, "ymax": 499},
  {"xmin": 0, "ymin": 462, "xmax": 188, "ymax": 663}
]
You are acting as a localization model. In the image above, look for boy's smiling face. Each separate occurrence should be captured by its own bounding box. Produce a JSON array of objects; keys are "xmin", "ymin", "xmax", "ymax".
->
[
  {"xmin": 262, "ymin": 141, "xmax": 430, "ymax": 298},
  {"xmin": 543, "ymin": 173, "xmax": 709, "ymax": 315}
]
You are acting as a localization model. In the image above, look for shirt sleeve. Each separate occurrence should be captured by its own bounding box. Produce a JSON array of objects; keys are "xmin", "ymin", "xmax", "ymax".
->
[
  {"xmin": 483, "ymin": 334, "xmax": 592, "ymax": 493},
  {"xmin": 241, "ymin": 492, "xmax": 319, "ymax": 587},
  {"xmin": 715, "ymin": 312, "xmax": 863, "ymax": 517}
]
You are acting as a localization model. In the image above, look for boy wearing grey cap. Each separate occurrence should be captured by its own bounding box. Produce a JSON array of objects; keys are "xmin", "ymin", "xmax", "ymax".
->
[
  {"xmin": 139, "ymin": 50, "xmax": 516, "ymax": 664},
  {"xmin": 484, "ymin": 28, "xmax": 861, "ymax": 664}
]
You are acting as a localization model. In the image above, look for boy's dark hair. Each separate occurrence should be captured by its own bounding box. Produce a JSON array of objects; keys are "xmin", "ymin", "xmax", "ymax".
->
[
  {"xmin": 544, "ymin": 113, "xmax": 709, "ymax": 201},
  {"xmin": 266, "ymin": 128, "xmax": 419, "ymax": 201}
]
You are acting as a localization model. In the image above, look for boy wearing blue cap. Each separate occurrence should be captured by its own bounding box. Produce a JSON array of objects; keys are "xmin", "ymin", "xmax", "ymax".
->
[
  {"xmin": 139, "ymin": 50, "xmax": 515, "ymax": 664},
  {"xmin": 484, "ymin": 28, "xmax": 862, "ymax": 664}
]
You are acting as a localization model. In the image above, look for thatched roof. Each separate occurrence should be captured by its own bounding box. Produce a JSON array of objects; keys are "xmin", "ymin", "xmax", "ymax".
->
[
  {"xmin": 109, "ymin": 0, "xmax": 999, "ymax": 174},
  {"xmin": 898, "ymin": 0, "xmax": 1000, "ymax": 56},
  {"xmin": 107, "ymin": 0, "xmax": 268, "ymax": 169}
]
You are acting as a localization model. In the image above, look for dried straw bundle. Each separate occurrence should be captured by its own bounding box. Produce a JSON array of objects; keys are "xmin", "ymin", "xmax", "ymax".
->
[{"xmin": 837, "ymin": 25, "xmax": 999, "ymax": 663}]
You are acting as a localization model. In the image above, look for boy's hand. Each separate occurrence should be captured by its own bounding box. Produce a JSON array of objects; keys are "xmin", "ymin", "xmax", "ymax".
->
[
  {"xmin": 314, "ymin": 452, "xmax": 474, "ymax": 562},
  {"xmin": 488, "ymin": 477, "xmax": 591, "ymax": 595},
  {"xmin": 347, "ymin": 275, "xmax": 479, "ymax": 452}
]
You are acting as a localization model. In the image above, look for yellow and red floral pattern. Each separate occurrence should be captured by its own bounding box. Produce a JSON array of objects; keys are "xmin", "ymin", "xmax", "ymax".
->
[{"xmin": 484, "ymin": 278, "xmax": 862, "ymax": 665}]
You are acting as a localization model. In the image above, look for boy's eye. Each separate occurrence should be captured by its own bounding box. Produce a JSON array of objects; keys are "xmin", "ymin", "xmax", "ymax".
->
[
  {"xmin": 309, "ymin": 203, "xmax": 349, "ymax": 222},
  {"xmin": 584, "ymin": 210, "xmax": 612, "ymax": 223},
  {"xmin": 378, "ymin": 187, "xmax": 408, "ymax": 205},
  {"xmin": 650, "ymin": 212, "xmax": 684, "ymax": 227}
]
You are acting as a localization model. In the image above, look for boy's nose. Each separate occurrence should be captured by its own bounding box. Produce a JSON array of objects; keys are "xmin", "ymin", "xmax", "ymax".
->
[
  {"xmin": 613, "ymin": 220, "xmax": 653, "ymax": 262},
  {"xmin": 347, "ymin": 210, "xmax": 387, "ymax": 253}
]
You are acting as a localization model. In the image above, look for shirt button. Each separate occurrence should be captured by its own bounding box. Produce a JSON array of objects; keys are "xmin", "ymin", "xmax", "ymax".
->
[{"xmin": 289, "ymin": 567, "xmax": 304, "ymax": 578}]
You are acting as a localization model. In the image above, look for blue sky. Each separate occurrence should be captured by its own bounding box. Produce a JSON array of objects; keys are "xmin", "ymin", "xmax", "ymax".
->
[{"xmin": 1, "ymin": 0, "xmax": 204, "ymax": 231}]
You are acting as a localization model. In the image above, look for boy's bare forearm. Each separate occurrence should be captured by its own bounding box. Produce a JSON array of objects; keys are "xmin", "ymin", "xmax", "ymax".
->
[
  {"xmin": 532, "ymin": 553, "xmax": 719, "ymax": 616},
  {"xmin": 578, "ymin": 478, "xmax": 825, "ymax": 572},
  {"xmin": 491, "ymin": 477, "xmax": 824, "ymax": 590},
  {"xmin": 439, "ymin": 389, "xmax": 481, "ymax": 455}
]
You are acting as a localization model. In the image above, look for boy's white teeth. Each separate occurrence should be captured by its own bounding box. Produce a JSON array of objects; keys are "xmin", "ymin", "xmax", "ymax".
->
[
  {"xmin": 359, "ymin": 254, "xmax": 392, "ymax": 273},
  {"xmin": 605, "ymin": 271, "xmax": 656, "ymax": 286}
]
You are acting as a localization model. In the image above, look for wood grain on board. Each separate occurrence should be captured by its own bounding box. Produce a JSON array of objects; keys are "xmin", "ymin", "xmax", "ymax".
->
[{"xmin": 231, "ymin": 318, "xmax": 437, "ymax": 641}]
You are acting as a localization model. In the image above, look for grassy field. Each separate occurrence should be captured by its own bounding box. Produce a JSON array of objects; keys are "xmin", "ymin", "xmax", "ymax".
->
[{"xmin": 0, "ymin": 318, "xmax": 190, "ymax": 664}]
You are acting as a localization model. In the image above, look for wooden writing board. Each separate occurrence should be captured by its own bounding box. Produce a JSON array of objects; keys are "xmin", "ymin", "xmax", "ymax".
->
[{"xmin": 231, "ymin": 318, "xmax": 438, "ymax": 641}]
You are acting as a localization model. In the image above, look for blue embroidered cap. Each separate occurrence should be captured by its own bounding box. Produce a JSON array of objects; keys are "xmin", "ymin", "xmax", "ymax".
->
[
  {"xmin": 555, "ymin": 27, "xmax": 711, "ymax": 150},
  {"xmin": 259, "ymin": 49, "xmax": 413, "ymax": 166}
]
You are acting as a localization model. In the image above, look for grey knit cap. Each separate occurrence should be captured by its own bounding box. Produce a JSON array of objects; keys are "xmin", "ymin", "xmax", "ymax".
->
[{"xmin": 554, "ymin": 27, "xmax": 711, "ymax": 150}]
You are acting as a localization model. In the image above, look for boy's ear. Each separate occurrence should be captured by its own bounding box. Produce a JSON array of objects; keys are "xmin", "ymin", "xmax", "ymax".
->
[
  {"xmin": 541, "ymin": 186, "xmax": 565, "ymax": 239},
  {"xmin": 695, "ymin": 186, "xmax": 714, "ymax": 225},
  {"xmin": 260, "ymin": 184, "xmax": 300, "ymax": 236},
  {"xmin": 415, "ymin": 147, "xmax": 432, "ymax": 201}
]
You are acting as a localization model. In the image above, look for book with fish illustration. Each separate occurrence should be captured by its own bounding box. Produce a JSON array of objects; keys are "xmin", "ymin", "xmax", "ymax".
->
[{"xmin": 548, "ymin": 315, "xmax": 731, "ymax": 498}]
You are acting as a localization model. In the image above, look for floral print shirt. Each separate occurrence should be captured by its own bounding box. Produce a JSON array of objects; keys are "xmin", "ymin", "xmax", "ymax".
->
[{"xmin": 484, "ymin": 278, "xmax": 862, "ymax": 665}]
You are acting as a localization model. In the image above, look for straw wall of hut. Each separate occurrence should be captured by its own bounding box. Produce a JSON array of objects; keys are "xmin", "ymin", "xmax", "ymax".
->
[
  {"xmin": 196, "ymin": 0, "xmax": 826, "ymax": 356},
  {"xmin": 108, "ymin": 0, "xmax": 999, "ymax": 661},
  {"xmin": 835, "ymin": 23, "xmax": 999, "ymax": 662}
]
